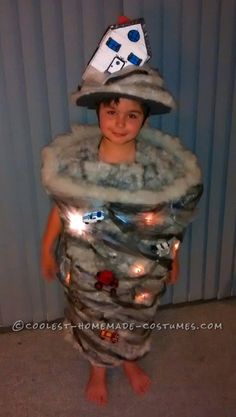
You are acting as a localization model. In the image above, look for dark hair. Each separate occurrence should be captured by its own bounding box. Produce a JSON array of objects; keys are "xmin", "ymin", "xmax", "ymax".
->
[{"xmin": 95, "ymin": 96, "xmax": 150, "ymax": 125}]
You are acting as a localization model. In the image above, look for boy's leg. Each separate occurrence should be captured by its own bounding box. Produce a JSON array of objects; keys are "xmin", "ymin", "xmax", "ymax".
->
[
  {"xmin": 123, "ymin": 360, "xmax": 151, "ymax": 395},
  {"xmin": 85, "ymin": 365, "xmax": 108, "ymax": 405}
]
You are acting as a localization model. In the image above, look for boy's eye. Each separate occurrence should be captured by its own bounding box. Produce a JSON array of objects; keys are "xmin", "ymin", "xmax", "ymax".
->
[
  {"xmin": 128, "ymin": 113, "xmax": 138, "ymax": 119},
  {"xmin": 107, "ymin": 110, "xmax": 116, "ymax": 115}
]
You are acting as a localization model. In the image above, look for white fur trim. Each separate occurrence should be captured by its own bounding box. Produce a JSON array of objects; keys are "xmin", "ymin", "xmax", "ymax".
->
[{"xmin": 41, "ymin": 124, "xmax": 202, "ymax": 205}]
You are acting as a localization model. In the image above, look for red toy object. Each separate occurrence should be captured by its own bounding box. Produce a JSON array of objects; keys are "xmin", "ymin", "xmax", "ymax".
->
[
  {"xmin": 95, "ymin": 270, "xmax": 118, "ymax": 295},
  {"xmin": 118, "ymin": 15, "xmax": 131, "ymax": 24},
  {"xmin": 100, "ymin": 329, "xmax": 119, "ymax": 343}
]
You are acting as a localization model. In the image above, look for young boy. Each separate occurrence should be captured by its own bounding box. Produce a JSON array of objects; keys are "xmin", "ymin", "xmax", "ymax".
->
[{"xmin": 41, "ymin": 18, "xmax": 202, "ymax": 407}]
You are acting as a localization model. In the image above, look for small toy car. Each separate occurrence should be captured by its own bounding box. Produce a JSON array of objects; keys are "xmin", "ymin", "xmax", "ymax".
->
[
  {"xmin": 82, "ymin": 210, "xmax": 105, "ymax": 224},
  {"xmin": 95, "ymin": 270, "xmax": 118, "ymax": 296},
  {"xmin": 151, "ymin": 239, "xmax": 171, "ymax": 257},
  {"xmin": 100, "ymin": 329, "xmax": 119, "ymax": 343}
]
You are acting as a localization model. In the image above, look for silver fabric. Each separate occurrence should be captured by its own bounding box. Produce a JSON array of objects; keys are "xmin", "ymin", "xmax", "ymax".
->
[{"xmin": 56, "ymin": 185, "xmax": 202, "ymax": 367}]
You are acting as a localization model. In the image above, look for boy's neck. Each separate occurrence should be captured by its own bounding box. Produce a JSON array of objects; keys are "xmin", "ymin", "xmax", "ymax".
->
[{"xmin": 98, "ymin": 136, "xmax": 136, "ymax": 164}]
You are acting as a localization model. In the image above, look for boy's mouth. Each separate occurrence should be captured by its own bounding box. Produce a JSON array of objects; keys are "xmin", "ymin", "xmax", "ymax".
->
[{"xmin": 112, "ymin": 131, "xmax": 127, "ymax": 137}]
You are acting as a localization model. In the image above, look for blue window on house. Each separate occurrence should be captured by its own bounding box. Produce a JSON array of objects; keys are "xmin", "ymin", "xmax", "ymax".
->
[
  {"xmin": 106, "ymin": 37, "xmax": 121, "ymax": 52},
  {"xmin": 127, "ymin": 53, "xmax": 142, "ymax": 66},
  {"xmin": 128, "ymin": 30, "xmax": 140, "ymax": 42}
]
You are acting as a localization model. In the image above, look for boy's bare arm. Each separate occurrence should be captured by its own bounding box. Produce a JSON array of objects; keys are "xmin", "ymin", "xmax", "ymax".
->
[
  {"xmin": 42, "ymin": 205, "xmax": 62, "ymax": 251},
  {"xmin": 41, "ymin": 205, "xmax": 62, "ymax": 280},
  {"xmin": 166, "ymin": 250, "xmax": 180, "ymax": 285}
]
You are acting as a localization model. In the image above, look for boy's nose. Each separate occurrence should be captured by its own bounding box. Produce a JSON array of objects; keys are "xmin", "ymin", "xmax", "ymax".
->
[{"xmin": 116, "ymin": 114, "xmax": 126, "ymax": 127}]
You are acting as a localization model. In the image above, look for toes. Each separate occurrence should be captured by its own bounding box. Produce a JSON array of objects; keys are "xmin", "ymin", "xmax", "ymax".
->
[
  {"xmin": 101, "ymin": 396, "xmax": 107, "ymax": 406},
  {"xmin": 140, "ymin": 384, "xmax": 148, "ymax": 394},
  {"xmin": 123, "ymin": 362, "xmax": 151, "ymax": 396},
  {"xmin": 98, "ymin": 393, "xmax": 106, "ymax": 405},
  {"xmin": 136, "ymin": 376, "xmax": 151, "ymax": 395},
  {"xmin": 99, "ymin": 394, "xmax": 107, "ymax": 406},
  {"xmin": 86, "ymin": 390, "xmax": 107, "ymax": 406}
]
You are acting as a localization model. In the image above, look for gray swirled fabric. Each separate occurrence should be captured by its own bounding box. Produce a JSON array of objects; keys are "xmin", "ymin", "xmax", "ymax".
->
[{"xmin": 41, "ymin": 124, "xmax": 203, "ymax": 367}]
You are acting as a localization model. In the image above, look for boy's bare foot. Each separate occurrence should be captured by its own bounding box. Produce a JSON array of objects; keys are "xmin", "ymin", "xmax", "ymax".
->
[
  {"xmin": 85, "ymin": 365, "xmax": 108, "ymax": 406},
  {"xmin": 123, "ymin": 361, "xmax": 151, "ymax": 395}
]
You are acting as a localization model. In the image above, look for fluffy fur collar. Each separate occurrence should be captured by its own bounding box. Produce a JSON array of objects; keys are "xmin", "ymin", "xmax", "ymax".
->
[{"xmin": 41, "ymin": 124, "xmax": 202, "ymax": 205}]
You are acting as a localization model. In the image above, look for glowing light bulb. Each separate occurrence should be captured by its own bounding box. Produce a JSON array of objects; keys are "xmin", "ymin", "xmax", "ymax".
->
[
  {"xmin": 135, "ymin": 291, "xmax": 151, "ymax": 304},
  {"xmin": 172, "ymin": 240, "xmax": 180, "ymax": 257},
  {"xmin": 141, "ymin": 211, "xmax": 164, "ymax": 226},
  {"xmin": 130, "ymin": 263, "xmax": 145, "ymax": 277},
  {"xmin": 65, "ymin": 272, "xmax": 71, "ymax": 285},
  {"xmin": 174, "ymin": 241, "xmax": 180, "ymax": 251},
  {"xmin": 144, "ymin": 213, "xmax": 156, "ymax": 225},
  {"xmin": 66, "ymin": 209, "xmax": 87, "ymax": 236}
]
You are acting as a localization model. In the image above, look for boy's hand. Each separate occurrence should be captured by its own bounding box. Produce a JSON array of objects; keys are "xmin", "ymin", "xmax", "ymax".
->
[
  {"xmin": 166, "ymin": 255, "xmax": 180, "ymax": 285},
  {"xmin": 41, "ymin": 250, "xmax": 58, "ymax": 281}
]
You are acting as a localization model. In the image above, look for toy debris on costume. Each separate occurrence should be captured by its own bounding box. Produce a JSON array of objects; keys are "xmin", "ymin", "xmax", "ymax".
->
[
  {"xmin": 82, "ymin": 210, "xmax": 105, "ymax": 224},
  {"xmin": 95, "ymin": 270, "xmax": 119, "ymax": 296},
  {"xmin": 150, "ymin": 237, "xmax": 180, "ymax": 258},
  {"xmin": 100, "ymin": 329, "xmax": 119, "ymax": 344},
  {"xmin": 82, "ymin": 17, "xmax": 151, "ymax": 78},
  {"xmin": 151, "ymin": 240, "xmax": 171, "ymax": 257}
]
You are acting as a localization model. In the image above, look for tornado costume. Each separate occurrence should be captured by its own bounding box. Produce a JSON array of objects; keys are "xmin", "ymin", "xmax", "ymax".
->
[{"xmin": 41, "ymin": 18, "xmax": 203, "ymax": 367}]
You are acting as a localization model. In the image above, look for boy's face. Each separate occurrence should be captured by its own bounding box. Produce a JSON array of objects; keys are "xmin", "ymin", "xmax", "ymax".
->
[{"xmin": 98, "ymin": 98, "xmax": 145, "ymax": 146}]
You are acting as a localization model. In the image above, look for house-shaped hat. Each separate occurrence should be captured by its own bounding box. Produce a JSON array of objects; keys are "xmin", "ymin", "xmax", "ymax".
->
[
  {"xmin": 72, "ymin": 17, "xmax": 176, "ymax": 115},
  {"xmin": 82, "ymin": 17, "xmax": 151, "ymax": 78}
]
